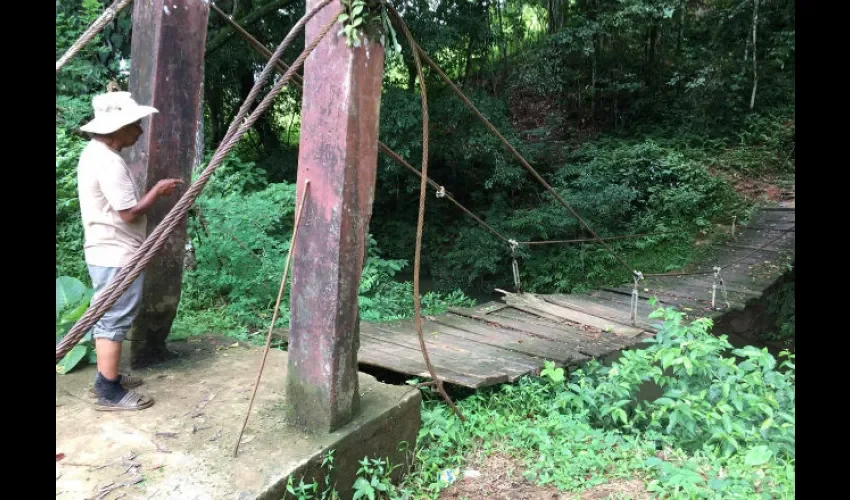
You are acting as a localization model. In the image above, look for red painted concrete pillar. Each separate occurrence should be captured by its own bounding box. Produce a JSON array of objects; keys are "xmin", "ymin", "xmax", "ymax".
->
[
  {"xmin": 287, "ymin": 1, "xmax": 386, "ymax": 432},
  {"xmin": 124, "ymin": 0, "xmax": 209, "ymax": 368}
]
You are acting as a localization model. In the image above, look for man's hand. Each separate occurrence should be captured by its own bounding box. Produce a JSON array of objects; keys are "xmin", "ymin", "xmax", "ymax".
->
[
  {"xmin": 117, "ymin": 178, "xmax": 184, "ymax": 224},
  {"xmin": 154, "ymin": 179, "xmax": 184, "ymax": 197}
]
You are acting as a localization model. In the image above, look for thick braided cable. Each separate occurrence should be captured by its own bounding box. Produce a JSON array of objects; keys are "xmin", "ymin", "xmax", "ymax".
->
[{"xmin": 56, "ymin": 0, "xmax": 134, "ymax": 72}]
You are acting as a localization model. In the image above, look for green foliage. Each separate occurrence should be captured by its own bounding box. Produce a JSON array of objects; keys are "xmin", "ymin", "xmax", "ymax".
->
[
  {"xmin": 353, "ymin": 457, "xmax": 399, "ymax": 500},
  {"xmin": 56, "ymin": 276, "xmax": 96, "ymax": 374},
  {"xmin": 560, "ymin": 306, "xmax": 795, "ymax": 460},
  {"xmin": 175, "ymin": 181, "xmax": 475, "ymax": 340},
  {"xmin": 394, "ymin": 305, "xmax": 794, "ymax": 498},
  {"xmin": 56, "ymin": 128, "xmax": 88, "ymax": 281},
  {"xmin": 279, "ymin": 451, "xmax": 398, "ymax": 500},
  {"xmin": 338, "ymin": 0, "xmax": 402, "ymax": 53}
]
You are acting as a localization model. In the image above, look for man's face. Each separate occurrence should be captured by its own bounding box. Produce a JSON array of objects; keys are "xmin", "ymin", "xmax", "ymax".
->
[{"xmin": 115, "ymin": 121, "xmax": 144, "ymax": 149}]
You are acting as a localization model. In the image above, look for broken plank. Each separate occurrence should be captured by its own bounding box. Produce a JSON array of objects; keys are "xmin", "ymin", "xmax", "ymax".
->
[
  {"xmin": 359, "ymin": 341, "xmax": 494, "ymax": 388},
  {"xmin": 568, "ymin": 292, "xmax": 666, "ymax": 323},
  {"xmin": 542, "ymin": 294, "xmax": 660, "ymax": 332},
  {"xmin": 364, "ymin": 322, "xmax": 543, "ymax": 378},
  {"xmin": 488, "ymin": 307, "xmax": 633, "ymax": 351},
  {"xmin": 499, "ymin": 290, "xmax": 645, "ymax": 338},
  {"xmin": 361, "ymin": 329, "xmax": 520, "ymax": 382}
]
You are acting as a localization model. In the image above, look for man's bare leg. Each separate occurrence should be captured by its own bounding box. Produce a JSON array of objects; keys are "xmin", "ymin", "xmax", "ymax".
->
[{"xmin": 96, "ymin": 338, "xmax": 122, "ymax": 380}]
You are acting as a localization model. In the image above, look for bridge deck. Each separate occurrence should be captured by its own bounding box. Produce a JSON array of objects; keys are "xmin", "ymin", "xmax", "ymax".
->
[{"xmin": 278, "ymin": 208, "xmax": 795, "ymax": 388}]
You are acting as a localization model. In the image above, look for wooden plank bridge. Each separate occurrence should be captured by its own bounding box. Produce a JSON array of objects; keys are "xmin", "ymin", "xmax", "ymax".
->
[{"xmin": 278, "ymin": 207, "xmax": 795, "ymax": 389}]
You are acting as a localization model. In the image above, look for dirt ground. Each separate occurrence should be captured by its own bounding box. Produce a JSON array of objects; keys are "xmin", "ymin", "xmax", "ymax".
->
[{"xmin": 439, "ymin": 453, "xmax": 651, "ymax": 500}]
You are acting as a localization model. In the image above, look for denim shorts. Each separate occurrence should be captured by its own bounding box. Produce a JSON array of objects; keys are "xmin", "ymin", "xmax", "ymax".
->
[{"xmin": 87, "ymin": 265, "xmax": 145, "ymax": 342}]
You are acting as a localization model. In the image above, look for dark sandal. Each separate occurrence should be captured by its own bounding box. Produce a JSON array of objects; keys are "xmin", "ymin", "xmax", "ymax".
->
[
  {"xmin": 95, "ymin": 391, "xmax": 154, "ymax": 412},
  {"xmin": 88, "ymin": 374, "xmax": 144, "ymax": 397}
]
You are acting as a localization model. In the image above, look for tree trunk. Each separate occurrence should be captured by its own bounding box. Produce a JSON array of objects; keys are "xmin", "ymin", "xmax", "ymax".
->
[
  {"xmin": 591, "ymin": 0, "xmax": 599, "ymax": 121},
  {"xmin": 677, "ymin": 0, "xmax": 686, "ymax": 59},
  {"xmin": 749, "ymin": 0, "xmax": 759, "ymax": 110},
  {"xmin": 497, "ymin": 0, "xmax": 509, "ymax": 86},
  {"xmin": 547, "ymin": 0, "xmax": 565, "ymax": 34},
  {"xmin": 461, "ymin": 36, "xmax": 475, "ymax": 88},
  {"xmin": 646, "ymin": 23, "xmax": 659, "ymax": 91}
]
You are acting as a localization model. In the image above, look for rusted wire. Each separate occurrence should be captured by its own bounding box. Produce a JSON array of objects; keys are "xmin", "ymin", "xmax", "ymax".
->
[
  {"xmin": 56, "ymin": 1, "xmax": 340, "ymax": 362},
  {"xmin": 518, "ymin": 231, "xmax": 681, "ymax": 246},
  {"xmin": 56, "ymin": 0, "xmax": 134, "ymax": 72},
  {"xmin": 233, "ymin": 181, "xmax": 310, "ymax": 458},
  {"xmin": 386, "ymin": 2, "xmax": 465, "ymax": 422}
]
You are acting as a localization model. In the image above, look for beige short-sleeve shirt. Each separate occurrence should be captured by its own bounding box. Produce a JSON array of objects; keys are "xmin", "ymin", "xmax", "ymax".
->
[{"xmin": 77, "ymin": 140, "xmax": 147, "ymax": 267}]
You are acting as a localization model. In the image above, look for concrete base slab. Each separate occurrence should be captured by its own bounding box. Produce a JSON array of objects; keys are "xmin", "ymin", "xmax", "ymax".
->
[{"xmin": 55, "ymin": 336, "xmax": 421, "ymax": 499}]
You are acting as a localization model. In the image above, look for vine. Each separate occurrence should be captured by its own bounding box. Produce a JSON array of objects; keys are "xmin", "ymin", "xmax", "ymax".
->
[{"xmin": 337, "ymin": 0, "xmax": 402, "ymax": 53}]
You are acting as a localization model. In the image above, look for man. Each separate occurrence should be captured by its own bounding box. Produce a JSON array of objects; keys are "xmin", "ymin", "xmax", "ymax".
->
[{"xmin": 77, "ymin": 91, "xmax": 183, "ymax": 411}]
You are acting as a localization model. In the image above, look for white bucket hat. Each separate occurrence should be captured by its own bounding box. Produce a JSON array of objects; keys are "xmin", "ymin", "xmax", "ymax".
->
[{"xmin": 79, "ymin": 91, "xmax": 158, "ymax": 135}]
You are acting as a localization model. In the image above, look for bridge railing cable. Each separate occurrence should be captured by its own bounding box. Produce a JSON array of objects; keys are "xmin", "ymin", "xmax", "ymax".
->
[
  {"xmin": 216, "ymin": 5, "xmax": 690, "ymax": 261},
  {"xmin": 410, "ymin": 42, "xmax": 637, "ymax": 275},
  {"xmin": 212, "ymin": 4, "xmax": 511, "ymax": 247}
]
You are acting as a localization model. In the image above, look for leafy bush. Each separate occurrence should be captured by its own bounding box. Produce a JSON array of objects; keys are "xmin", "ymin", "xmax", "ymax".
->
[
  {"xmin": 396, "ymin": 303, "xmax": 794, "ymax": 498},
  {"xmin": 175, "ymin": 182, "xmax": 475, "ymax": 339},
  {"xmin": 56, "ymin": 276, "xmax": 96, "ymax": 374},
  {"xmin": 559, "ymin": 303, "xmax": 795, "ymax": 460}
]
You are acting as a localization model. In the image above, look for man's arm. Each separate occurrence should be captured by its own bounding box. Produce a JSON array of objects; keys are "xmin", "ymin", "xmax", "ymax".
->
[
  {"xmin": 117, "ymin": 179, "xmax": 183, "ymax": 224},
  {"xmin": 99, "ymin": 162, "xmax": 184, "ymax": 224}
]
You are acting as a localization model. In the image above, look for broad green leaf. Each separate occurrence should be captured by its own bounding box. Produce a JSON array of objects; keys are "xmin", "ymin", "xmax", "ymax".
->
[
  {"xmin": 56, "ymin": 276, "xmax": 89, "ymax": 319},
  {"xmin": 59, "ymin": 290, "xmax": 93, "ymax": 325},
  {"xmin": 56, "ymin": 344, "xmax": 90, "ymax": 375},
  {"xmin": 722, "ymin": 412, "xmax": 732, "ymax": 434},
  {"xmin": 745, "ymin": 445, "xmax": 773, "ymax": 466}
]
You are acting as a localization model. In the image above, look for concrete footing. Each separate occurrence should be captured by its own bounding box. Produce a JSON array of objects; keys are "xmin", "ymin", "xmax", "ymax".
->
[{"xmin": 55, "ymin": 337, "xmax": 421, "ymax": 499}]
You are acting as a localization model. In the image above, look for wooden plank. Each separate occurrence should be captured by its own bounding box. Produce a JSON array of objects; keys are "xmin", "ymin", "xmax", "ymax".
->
[
  {"xmin": 428, "ymin": 321, "xmax": 575, "ymax": 373},
  {"xmin": 584, "ymin": 289, "xmax": 714, "ymax": 323},
  {"xmin": 361, "ymin": 323, "xmax": 522, "ymax": 378},
  {"xmin": 757, "ymin": 207, "xmax": 795, "ymax": 212},
  {"xmin": 488, "ymin": 307, "xmax": 634, "ymax": 351},
  {"xmin": 360, "ymin": 329, "xmax": 521, "ymax": 382},
  {"xmin": 674, "ymin": 280, "xmax": 762, "ymax": 300},
  {"xmin": 720, "ymin": 243, "xmax": 783, "ymax": 254},
  {"xmin": 499, "ymin": 290, "xmax": 646, "ymax": 338},
  {"xmin": 359, "ymin": 341, "xmax": 494, "ymax": 388},
  {"xmin": 276, "ymin": 325, "xmax": 492, "ymax": 387},
  {"xmin": 450, "ymin": 307, "xmax": 626, "ymax": 357},
  {"xmin": 542, "ymin": 294, "xmax": 661, "ymax": 332},
  {"xmin": 605, "ymin": 285, "xmax": 748, "ymax": 311},
  {"xmin": 646, "ymin": 275, "xmax": 763, "ymax": 298},
  {"xmin": 639, "ymin": 280, "xmax": 757, "ymax": 307},
  {"xmin": 364, "ymin": 322, "xmax": 544, "ymax": 378},
  {"xmin": 431, "ymin": 314, "xmax": 589, "ymax": 364},
  {"xmin": 600, "ymin": 286, "xmax": 715, "ymax": 310},
  {"xmin": 728, "ymin": 231, "xmax": 795, "ymax": 248}
]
